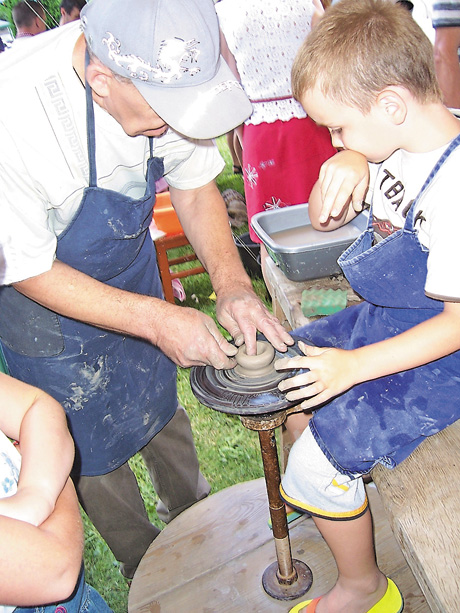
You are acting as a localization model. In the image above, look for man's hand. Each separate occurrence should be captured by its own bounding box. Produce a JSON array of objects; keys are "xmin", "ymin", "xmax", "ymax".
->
[
  {"xmin": 169, "ymin": 181, "xmax": 293, "ymax": 357},
  {"xmin": 152, "ymin": 301, "xmax": 238, "ymax": 369},
  {"xmin": 216, "ymin": 281, "xmax": 294, "ymax": 355}
]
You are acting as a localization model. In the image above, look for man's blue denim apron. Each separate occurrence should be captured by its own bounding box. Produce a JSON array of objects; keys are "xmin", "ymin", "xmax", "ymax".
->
[
  {"xmin": 0, "ymin": 68, "xmax": 177, "ymax": 477},
  {"xmin": 295, "ymin": 134, "xmax": 460, "ymax": 476}
]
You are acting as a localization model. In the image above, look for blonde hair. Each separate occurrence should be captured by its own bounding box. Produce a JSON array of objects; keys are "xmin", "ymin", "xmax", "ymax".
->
[{"xmin": 292, "ymin": 0, "xmax": 441, "ymax": 112}]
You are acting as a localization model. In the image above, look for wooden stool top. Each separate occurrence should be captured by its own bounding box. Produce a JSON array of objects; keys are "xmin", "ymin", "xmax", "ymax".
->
[{"xmin": 128, "ymin": 479, "xmax": 427, "ymax": 612}]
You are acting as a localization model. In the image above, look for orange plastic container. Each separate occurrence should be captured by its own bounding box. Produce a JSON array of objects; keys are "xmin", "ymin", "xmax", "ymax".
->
[{"xmin": 153, "ymin": 192, "xmax": 183, "ymax": 235}]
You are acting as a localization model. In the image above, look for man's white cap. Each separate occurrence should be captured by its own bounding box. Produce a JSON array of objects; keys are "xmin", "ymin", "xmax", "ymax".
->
[{"xmin": 80, "ymin": 0, "xmax": 253, "ymax": 139}]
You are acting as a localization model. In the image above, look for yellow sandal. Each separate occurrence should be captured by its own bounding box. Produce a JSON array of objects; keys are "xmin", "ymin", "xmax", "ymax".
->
[
  {"xmin": 289, "ymin": 578, "xmax": 403, "ymax": 613},
  {"xmin": 289, "ymin": 597, "xmax": 321, "ymax": 613}
]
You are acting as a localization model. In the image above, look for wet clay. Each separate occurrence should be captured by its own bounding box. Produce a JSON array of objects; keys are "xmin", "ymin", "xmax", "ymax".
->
[{"xmin": 233, "ymin": 341, "xmax": 276, "ymax": 378}]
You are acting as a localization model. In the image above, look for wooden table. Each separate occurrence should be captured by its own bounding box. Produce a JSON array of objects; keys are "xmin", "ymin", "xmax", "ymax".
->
[
  {"xmin": 262, "ymin": 255, "xmax": 361, "ymax": 331},
  {"xmin": 128, "ymin": 478, "xmax": 427, "ymax": 612}
]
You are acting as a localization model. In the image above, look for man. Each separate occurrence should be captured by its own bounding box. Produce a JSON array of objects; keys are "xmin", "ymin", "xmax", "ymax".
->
[
  {"xmin": 12, "ymin": 0, "xmax": 46, "ymax": 42},
  {"xmin": 59, "ymin": 0, "xmax": 86, "ymax": 26},
  {"xmin": 0, "ymin": 0, "xmax": 293, "ymax": 580},
  {"xmin": 432, "ymin": 0, "xmax": 460, "ymax": 109}
]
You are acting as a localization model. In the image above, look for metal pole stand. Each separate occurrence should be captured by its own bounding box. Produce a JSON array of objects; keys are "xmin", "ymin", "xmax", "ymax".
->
[{"xmin": 240, "ymin": 411, "xmax": 313, "ymax": 601}]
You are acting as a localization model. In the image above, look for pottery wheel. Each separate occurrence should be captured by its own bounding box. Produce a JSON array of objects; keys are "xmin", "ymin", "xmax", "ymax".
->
[{"xmin": 190, "ymin": 336, "xmax": 307, "ymax": 416}]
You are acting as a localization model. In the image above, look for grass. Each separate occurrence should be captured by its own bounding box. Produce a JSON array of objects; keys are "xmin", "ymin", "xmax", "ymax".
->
[{"xmin": 82, "ymin": 137, "xmax": 271, "ymax": 612}]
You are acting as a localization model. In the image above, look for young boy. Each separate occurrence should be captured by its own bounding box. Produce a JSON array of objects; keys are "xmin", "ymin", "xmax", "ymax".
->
[
  {"xmin": 274, "ymin": 1, "xmax": 460, "ymax": 612},
  {"xmin": 0, "ymin": 372, "xmax": 112, "ymax": 612}
]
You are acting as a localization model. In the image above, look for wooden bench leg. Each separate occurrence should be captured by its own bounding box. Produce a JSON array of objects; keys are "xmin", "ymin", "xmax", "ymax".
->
[{"xmin": 155, "ymin": 241, "xmax": 175, "ymax": 303}]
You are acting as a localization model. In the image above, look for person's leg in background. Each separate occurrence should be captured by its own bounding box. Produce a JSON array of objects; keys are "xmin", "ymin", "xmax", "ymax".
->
[
  {"xmin": 75, "ymin": 462, "xmax": 160, "ymax": 580},
  {"xmin": 142, "ymin": 404, "xmax": 210, "ymax": 523},
  {"xmin": 226, "ymin": 127, "xmax": 243, "ymax": 174},
  {"xmin": 75, "ymin": 404, "xmax": 210, "ymax": 579}
]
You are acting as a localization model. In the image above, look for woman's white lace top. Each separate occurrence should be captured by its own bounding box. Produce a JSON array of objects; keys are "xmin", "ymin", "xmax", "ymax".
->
[{"xmin": 216, "ymin": 0, "xmax": 314, "ymax": 125}]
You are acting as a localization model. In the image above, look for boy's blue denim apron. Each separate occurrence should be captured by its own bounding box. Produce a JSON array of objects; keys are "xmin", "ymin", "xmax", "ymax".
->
[
  {"xmin": 0, "ymin": 66, "xmax": 177, "ymax": 477},
  {"xmin": 295, "ymin": 134, "xmax": 460, "ymax": 476},
  {"xmin": 14, "ymin": 566, "xmax": 113, "ymax": 613}
]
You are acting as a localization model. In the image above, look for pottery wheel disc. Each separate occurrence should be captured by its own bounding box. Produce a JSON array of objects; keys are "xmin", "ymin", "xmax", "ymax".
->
[{"xmin": 190, "ymin": 336, "xmax": 309, "ymax": 416}]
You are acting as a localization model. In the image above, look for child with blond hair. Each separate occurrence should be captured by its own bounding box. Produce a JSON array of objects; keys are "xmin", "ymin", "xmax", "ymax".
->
[{"xmin": 276, "ymin": 1, "xmax": 460, "ymax": 611}]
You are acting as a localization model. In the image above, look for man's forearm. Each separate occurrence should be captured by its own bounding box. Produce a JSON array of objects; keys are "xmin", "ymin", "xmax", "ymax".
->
[
  {"xmin": 14, "ymin": 259, "xmax": 168, "ymax": 345},
  {"xmin": 170, "ymin": 181, "xmax": 253, "ymax": 296}
]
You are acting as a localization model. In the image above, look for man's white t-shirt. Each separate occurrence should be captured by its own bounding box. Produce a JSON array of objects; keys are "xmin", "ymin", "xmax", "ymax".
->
[{"xmin": 0, "ymin": 22, "xmax": 224, "ymax": 285}]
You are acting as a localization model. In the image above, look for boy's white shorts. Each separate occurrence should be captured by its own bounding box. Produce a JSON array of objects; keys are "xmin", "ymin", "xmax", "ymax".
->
[{"xmin": 280, "ymin": 426, "xmax": 368, "ymax": 520}]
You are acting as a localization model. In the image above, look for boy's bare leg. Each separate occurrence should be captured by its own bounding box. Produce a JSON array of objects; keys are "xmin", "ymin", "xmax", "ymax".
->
[
  {"xmin": 307, "ymin": 510, "xmax": 388, "ymax": 613},
  {"xmin": 283, "ymin": 413, "xmax": 311, "ymax": 515},
  {"xmin": 284, "ymin": 412, "xmax": 312, "ymax": 443}
]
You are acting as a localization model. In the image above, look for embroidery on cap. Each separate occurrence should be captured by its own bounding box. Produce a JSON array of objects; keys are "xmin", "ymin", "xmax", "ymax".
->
[
  {"xmin": 214, "ymin": 80, "xmax": 244, "ymax": 94},
  {"xmin": 102, "ymin": 32, "xmax": 201, "ymax": 83},
  {"xmin": 156, "ymin": 38, "xmax": 201, "ymax": 83}
]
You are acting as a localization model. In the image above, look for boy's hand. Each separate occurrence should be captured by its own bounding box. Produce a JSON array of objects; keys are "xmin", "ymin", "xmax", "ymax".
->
[
  {"xmin": 317, "ymin": 150, "xmax": 369, "ymax": 224},
  {"xmin": 275, "ymin": 340, "xmax": 359, "ymax": 409}
]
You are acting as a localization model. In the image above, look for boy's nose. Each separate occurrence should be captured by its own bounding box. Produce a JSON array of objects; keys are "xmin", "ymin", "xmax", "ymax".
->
[{"xmin": 330, "ymin": 132, "xmax": 344, "ymax": 149}]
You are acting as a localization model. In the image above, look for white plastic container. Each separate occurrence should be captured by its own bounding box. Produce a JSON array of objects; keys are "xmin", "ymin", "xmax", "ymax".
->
[{"xmin": 251, "ymin": 203, "xmax": 367, "ymax": 281}]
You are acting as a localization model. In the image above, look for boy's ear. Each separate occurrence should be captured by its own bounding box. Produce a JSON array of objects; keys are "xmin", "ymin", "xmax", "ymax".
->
[
  {"xmin": 85, "ymin": 62, "xmax": 113, "ymax": 99},
  {"xmin": 375, "ymin": 87, "xmax": 407, "ymax": 125}
]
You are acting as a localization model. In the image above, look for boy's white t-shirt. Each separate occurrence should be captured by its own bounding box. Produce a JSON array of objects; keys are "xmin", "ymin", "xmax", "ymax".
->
[
  {"xmin": 0, "ymin": 430, "xmax": 21, "ymax": 613},
  {"xmin": 367, "ymin": 142, "xmax": 460, "ymax": 301}
]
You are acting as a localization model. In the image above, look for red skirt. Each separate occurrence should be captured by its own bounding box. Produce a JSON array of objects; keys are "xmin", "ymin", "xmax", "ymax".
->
[{"xmin": 242, "ymin": 117, "xmax": 336, "ymax": 242}]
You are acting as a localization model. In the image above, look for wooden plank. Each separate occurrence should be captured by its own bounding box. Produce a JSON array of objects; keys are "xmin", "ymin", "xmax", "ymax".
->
[
  {"xmin": 129, "ymin": 478, "xmax": 427, "ymax": 612},
  {"xmin": 372, "ymin": 420, "xmax": 460, "ymax": 613}
]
